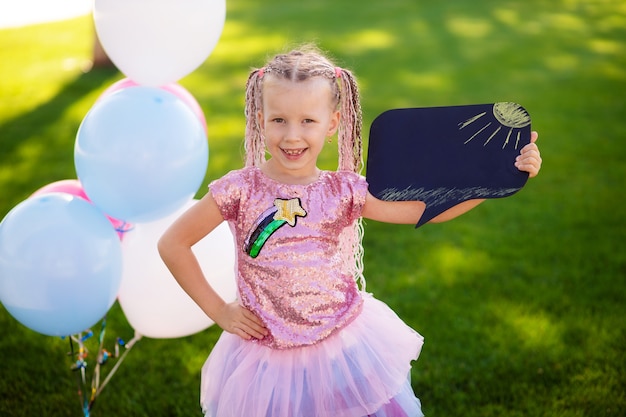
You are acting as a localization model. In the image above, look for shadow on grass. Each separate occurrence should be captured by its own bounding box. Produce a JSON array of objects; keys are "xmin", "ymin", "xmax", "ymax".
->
[{"xmin": 0, "ymin": 66, "xmax": 121, "ymax": 215}]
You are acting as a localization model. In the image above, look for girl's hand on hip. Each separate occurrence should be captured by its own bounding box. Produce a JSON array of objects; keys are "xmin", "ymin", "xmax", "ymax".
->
[{"xmin": 215, "ymin": 302, "xmax": 269, "ymax": 341}]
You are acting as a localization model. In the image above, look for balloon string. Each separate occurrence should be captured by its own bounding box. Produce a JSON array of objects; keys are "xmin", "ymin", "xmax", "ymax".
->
[
  {"xmin": 67, "ymin": 319, "xmax": 141, "ymax": 414},
  {"xmin": 90, "ymin": 317, "xmax": 108, "ymax": 404},
  {"xmin": 69, "ymin": 335, "xmax": 90, "ymax": 416},
  {"xmin": 93, "ymin": 331, "xmax": 142, "ymax": 403},
  {"xmin": 115, "ymin": 221, "xmax": 134, "ymax": 234}
]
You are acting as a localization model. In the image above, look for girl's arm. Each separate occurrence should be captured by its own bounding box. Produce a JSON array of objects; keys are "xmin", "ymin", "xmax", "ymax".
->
[
  {"xmin": 158, "ymin": 192, "xmax": 267, "ymax": 340},
  {"xmin": 361, "ymin": 193, "xmax": 484, "ymax": 224},
  {"xmin": 361, "ymin": 132, "xmax": 541, "ymax": 225},
  {"xmin": 361, "ymin": 193, "xmax": 425, "ymax": 224}
]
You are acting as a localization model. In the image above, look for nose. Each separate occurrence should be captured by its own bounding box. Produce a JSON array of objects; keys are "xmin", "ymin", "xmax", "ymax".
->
[{"xmin": 284, "ymin": 123, "xmax": 302, "ymax": 142}]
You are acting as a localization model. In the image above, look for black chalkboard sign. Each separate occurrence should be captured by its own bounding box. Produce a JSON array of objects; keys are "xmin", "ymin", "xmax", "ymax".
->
[{"xmin": 366, "ymin": 103, "xmax": 531, "ymax": 227}]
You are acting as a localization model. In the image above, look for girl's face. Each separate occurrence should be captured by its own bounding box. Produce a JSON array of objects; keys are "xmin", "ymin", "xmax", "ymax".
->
[{"xmin": 258, "ymin": 76, "xmax": 340, "ymax": 183}]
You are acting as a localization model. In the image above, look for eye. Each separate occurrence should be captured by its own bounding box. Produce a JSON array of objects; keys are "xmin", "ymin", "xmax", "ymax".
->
[
  {"xmin": 271, "ymin": 117, "xmax": 285, "ymax": 124},
  {"xmin": 303, "ymin": 118, "xmax": 315, "ymax": 124}
]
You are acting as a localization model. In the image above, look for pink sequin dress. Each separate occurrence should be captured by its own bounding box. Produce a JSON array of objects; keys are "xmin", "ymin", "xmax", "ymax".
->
[{"xmin": 200, "ymin": 166, "xmax": 424, "ymax": 417}]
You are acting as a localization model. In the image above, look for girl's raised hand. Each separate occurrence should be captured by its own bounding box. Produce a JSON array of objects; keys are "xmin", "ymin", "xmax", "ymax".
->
[
  {"xmin": 515, "ymin": 131, "xmax": 542, "ymax": 178},
  {"xmin": 214, "ymin": 302, "xmax": 269, "ymax": 341}
]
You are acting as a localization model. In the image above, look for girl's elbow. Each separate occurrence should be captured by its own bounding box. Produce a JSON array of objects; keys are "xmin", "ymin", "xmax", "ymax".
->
[
  {"xmin": 157, "ymin": 233, "xmax": 175, "ymax": 260},
  {"xmin": 156, "ymin": 236, "xmax": 168, "ymax": 259}
]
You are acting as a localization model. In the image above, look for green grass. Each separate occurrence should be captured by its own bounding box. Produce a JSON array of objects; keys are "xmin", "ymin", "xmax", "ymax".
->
[{"xmin": 1, "ymin": 0, "xmax": 625, "ymax": 415}]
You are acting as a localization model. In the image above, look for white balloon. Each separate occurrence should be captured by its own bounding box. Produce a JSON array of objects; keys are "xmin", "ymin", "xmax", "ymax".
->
[
  {"xmin": 94, "ymin": 0, "xmax": 227, "ymax": 86},
  {"xmin": 118, "ymin": 200, "xmax": 237, "ymax": 338}
]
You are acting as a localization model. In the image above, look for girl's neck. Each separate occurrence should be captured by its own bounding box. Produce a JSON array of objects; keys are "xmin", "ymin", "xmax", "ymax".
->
[{"xmin": 259, "ymin": 161, "xmax": 321, "ymax": 186}]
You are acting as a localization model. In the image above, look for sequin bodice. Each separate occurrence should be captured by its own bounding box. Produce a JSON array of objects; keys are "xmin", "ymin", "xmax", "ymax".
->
[{"xmin": 209, "ymin": 167, "xmax": 367, "ymax": 349}]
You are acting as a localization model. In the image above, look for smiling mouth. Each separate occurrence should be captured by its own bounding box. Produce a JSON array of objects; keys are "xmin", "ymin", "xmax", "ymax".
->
[{"xmin": 282, "ymin": 148, "xmax": 306, "ymax": 157}]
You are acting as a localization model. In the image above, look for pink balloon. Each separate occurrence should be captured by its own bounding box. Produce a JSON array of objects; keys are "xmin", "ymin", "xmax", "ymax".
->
[
  {"xmin": 31, "ymin": 179, "xmax": 88, "ymax": 200},
  {"xmin": 100, "ymin": 78, "xmax": 207, "ymax": 134},
  {"xmin": 31, "ymin": 179, "xmax": 133, "ymax": 240}
]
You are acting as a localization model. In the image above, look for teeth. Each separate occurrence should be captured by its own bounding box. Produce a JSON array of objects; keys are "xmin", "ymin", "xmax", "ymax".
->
[{"xmin": 283, "ymin": 149, "xmax": 304, "ymax": 156}]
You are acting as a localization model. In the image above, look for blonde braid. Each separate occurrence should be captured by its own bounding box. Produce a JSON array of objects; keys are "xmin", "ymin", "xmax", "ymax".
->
[
  {"xmin": 334, "ymin": 66, "xmax": 366, "ymax": 290},
  {"xmin": 244, "ymin": 69, "xmax": 265, "ymax": 167},
  {"xmin": 336, "ymin": 68, "xmax": 363, "ymax": 174}
]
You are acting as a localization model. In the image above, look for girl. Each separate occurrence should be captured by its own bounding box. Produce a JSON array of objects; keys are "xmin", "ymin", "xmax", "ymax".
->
[{"xmin": 158, "ymin": 47, "xmax": 542, "ymax": 417}]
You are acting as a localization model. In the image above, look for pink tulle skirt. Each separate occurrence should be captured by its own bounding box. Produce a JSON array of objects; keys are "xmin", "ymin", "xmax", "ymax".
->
[{"xmin": 200, "ymin": 293, "xmax": 424, "ymax": 417}]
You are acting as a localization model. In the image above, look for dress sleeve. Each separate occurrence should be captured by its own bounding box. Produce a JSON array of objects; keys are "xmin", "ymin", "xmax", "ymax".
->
[
  {"xmin": 208, "ymin": 170, "xmax": 242, "ymax": 222},
  {"xmin": 341, "ymin": 171, "xmax": 369, "ymax": 224}
]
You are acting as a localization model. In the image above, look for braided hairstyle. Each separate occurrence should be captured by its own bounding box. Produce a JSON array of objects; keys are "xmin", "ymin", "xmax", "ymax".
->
[
  {"xmin": 244, "ymin": 46, "xmax": 363, "ymax": 174},
  {"xmin": 243, "ymin": 46, "xmax": 367, "ymax": 290}
]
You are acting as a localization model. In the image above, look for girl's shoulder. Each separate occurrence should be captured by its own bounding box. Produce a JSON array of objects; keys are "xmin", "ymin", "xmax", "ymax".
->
[
  {"xmin": 324, "ymin": 170, "xmax": 367, "ymax": 187},
  {"xmin": 321, "ymin": 170, "xmax": 368, "ymax": 203},
  {"xmin": 210, "ymin": 166, "xmax": 257, "ymax": 185},
  {"xmin": 208, "ymin": 167, "xmax": 261, "ymax": 219}
]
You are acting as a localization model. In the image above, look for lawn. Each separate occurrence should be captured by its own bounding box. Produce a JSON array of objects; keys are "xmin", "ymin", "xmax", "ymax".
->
[{"xmin": 1, "ymin": 0, "xmax": 625, "ymax": 416}]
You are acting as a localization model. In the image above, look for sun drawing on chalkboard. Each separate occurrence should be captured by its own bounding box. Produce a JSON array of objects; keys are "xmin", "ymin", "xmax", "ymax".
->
[{"xmin": 458, "ymin": 102, "xmax": 531, "ymax": 149}]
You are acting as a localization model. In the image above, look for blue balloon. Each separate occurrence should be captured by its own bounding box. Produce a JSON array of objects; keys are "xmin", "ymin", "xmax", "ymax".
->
[
  {"xmin": 0, "ymin": 193, "xmax": 123, "ymax": 336},
  {"xmin": 75, "ymin": 86, "xmax": 208, "ymax": 223}
]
